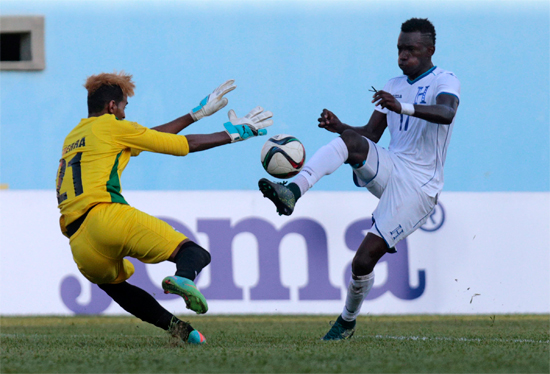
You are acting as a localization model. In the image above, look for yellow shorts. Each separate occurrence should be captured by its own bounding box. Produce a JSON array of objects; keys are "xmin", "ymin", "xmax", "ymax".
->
[{"xmin": 69, "ymin": 203, "xmax": 187, "ymax": 284}]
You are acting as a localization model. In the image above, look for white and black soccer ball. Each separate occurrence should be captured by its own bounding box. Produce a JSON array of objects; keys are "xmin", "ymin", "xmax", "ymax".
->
[{"xmin": 260, "ymin": 134, "xmax": 306, "ymax": 179}]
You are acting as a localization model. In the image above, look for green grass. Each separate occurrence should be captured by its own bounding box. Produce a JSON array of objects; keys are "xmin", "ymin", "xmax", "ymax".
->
[{"xmin": 1, "ymin": 315, "xmax": 548, "ymax": 373}]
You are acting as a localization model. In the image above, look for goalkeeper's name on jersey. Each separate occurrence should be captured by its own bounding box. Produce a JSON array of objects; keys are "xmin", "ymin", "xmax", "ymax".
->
[{"xmin": 63, "ymin": 137, "xmax": 86, "ymax": 156}]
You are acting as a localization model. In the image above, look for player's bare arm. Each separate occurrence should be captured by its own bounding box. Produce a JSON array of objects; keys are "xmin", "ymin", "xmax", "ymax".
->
[
  {"xmin": 413, "ymin": 93, "xmax": 458, "ymax": 124},
  {"xmin": 358, "ymin": 110, "xmax": 388, "ymax": 143},
  {"xmin": 151, "ymin": 113, "xmax": 195, "ymax": 134},
  {"xmin": 151, "ymin": 80, "xmax": 237, "ymax": 134},
  {"xmin": 373, "ymin": 90, "xmax": 458, "ymax": 124},
  {"xmin": 185, "ymin": 132, "xmax": 231, "ymax": 152},
  {"xmin": 318, "ymin": 109, "xmax": 387, "ymax": 143},
  {"xmin": 151, "ymin": 114, "xmax": 195, "ymax": 134}
]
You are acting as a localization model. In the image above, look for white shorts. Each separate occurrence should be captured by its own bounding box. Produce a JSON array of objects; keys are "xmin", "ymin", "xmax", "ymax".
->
[{"xmin": 352, "ymin": 138, "xmax": 436, "ymax": 249}]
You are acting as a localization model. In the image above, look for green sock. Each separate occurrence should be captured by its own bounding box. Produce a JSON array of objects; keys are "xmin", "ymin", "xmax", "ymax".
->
[{"xmin": 287, "ymin": 182, "xmax": 301, "ymax": 201}]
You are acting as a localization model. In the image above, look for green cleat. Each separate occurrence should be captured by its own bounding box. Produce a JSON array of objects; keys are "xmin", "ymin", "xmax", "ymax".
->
[
  {"xmin": 168, "ymin": 317, "xmax": 206, "ymax": 345},
  {"xmin": 162, "ymin": 276, "xmax": 208, "ymax": 314},
  {"xmin": 258, "ymin": 178, "xmax": 296, "ymax": 216},
  {"xmin": 322, "ymin": 315, "xmax": 356, "ymax": 341}
]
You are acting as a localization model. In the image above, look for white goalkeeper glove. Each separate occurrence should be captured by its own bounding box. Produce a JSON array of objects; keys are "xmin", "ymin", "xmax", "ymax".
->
[
  {"xmin": 190, "ymin": 79, "xmax": 237, "ymax": 121},
  {"xmin": 223, "ymin": 106, "xmax": 274, "ymax": 143}
]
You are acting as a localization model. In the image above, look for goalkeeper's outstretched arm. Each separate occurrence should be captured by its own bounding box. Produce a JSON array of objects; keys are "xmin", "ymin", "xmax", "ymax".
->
[
  {"xmin": 150, "ymin": 79, "xmax": 237, "ymax": 135},
  {"xmin": 152, "ymin": 113, "xmax": 195, "ymax": 135},
  {"xmin": 186, "ymin": 132, "xmax": 231, "ymax": 153},
  {"xmin": 186, "ymin": 106, "xmax": 274, "ymax": 152}
]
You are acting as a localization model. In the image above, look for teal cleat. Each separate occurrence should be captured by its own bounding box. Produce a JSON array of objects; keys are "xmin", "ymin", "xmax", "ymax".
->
[
  {"xmin": 162, "ymin": 276, "xmax": 208, "ymax": 314},
  {"xmin": 258, "ymin": 178, "xmax": 296, "ymax": 216},
  {"xmin": 322, "ymin": 315, "xmax": 356, "ymax": 341},
  {"xmin": 168, "ymin": 317, "xmax": 206, "ymax": 345},
  {"xmin": 188, "ymin": 329, "xmax": 207, "ymax": 345}
]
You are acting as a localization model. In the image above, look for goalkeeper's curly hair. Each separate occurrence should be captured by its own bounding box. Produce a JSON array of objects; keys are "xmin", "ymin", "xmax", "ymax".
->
[{"xmin": 84, "ymin": 71, "xmax": 135, "ymax": 114}]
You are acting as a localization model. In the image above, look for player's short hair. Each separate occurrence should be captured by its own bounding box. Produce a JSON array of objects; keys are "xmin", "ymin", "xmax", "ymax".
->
[
  {"xmin": 84, "ymin": 71, "xmax": 135, "ymax": 114},
  {"xmin": 401, "ymin": 18, "xmax": 436, "ymax": 47}
]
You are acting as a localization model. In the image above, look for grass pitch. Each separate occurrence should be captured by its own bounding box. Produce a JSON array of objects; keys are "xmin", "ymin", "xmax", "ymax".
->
[{"xmin": 1, "ymin": 315, "xmax": 548, "ymax": 373}]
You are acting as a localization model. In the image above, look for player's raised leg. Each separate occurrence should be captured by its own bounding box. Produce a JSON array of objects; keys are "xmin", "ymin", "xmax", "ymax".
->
[
  {"xmin": 259, "ymin": 129, "xmax": 369, "ymax": 216},
  {"xmin": 322, "ymin": 232, "xmax": 387, "ymax": 341},
  {"xmin": 163, "ymin": 240, "xmax": 211, "ymax": 314}
]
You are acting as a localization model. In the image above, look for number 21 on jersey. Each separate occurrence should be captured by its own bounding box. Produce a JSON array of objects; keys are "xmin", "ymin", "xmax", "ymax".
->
[{"xmin": 56, "ymin": 152, "xmax": 83, "ymax": 204}]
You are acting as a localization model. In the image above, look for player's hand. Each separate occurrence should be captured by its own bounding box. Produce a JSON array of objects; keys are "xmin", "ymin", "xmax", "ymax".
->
[
  {"xmin": 318, "ymin": 109, "xmax": 344, "ymax": 133},
  {"xmin": 372, "ymin": 90, "xmax": 402, "ymax": 113},
  {"xmin": 223, "ymin": 106, "xmax": 273, "ymax": 143},
  {"xmin": 190, "ymin": 80, "xmax": 237, "ymax": 121}
]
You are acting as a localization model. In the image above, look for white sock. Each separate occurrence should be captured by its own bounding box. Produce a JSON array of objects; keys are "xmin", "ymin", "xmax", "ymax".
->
[
  {"xmin": 292, "ymin": 137, "xmax": 348, "ymax": 196},
  {"xmin": 341, "ymin": 272, "xmax": 374, "ymax": 322}
]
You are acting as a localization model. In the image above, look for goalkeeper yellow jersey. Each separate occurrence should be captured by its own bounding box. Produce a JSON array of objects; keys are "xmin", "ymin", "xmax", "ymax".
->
[{"xmin": 56, "ymin": 114, "xmax": 189, "ymax": 237}]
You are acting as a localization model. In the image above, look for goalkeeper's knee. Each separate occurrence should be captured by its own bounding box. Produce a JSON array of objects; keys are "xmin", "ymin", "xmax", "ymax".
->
[{"xmin": 175, "ymin": 241, "xmax": 211, "ymax": 280}]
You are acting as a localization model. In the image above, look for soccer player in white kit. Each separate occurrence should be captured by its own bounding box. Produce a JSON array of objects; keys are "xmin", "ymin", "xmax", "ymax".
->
[{"xmin": 258, "ymin": 18, "xmax": 460, "ymax": 340}]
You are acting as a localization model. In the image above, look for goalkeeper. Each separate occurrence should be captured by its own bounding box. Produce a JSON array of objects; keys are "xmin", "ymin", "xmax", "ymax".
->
[{"xmin": 55, "ymin": 71, "xmax": 272, "ymax": 345}]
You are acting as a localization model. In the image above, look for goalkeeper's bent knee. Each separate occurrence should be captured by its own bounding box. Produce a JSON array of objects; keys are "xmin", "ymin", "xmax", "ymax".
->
[{"xmin": 175, "ymin": 241, "xmax": 211, "ymax": 281}]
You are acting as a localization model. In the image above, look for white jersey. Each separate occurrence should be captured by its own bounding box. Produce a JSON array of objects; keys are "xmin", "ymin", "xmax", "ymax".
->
[{"xmin": 375, "ymin": 66, "xmax": 460, "ymax": 197}]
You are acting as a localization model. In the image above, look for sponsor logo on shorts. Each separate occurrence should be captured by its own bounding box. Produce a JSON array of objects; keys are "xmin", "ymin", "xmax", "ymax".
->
[{"xmin": 390, "ymin": 224, "xmax": 404, "ymax": 240}]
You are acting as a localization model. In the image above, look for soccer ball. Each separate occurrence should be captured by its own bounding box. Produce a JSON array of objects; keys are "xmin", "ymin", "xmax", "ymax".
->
[{"xmin": 260, "ymin": 134, "xmax": 306, "ymax": 179}]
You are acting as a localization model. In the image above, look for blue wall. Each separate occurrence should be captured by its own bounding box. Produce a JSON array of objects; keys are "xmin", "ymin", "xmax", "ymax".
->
[{"xmin": 1, "ymin": 0, "xmax": 548, "ymax": 191}]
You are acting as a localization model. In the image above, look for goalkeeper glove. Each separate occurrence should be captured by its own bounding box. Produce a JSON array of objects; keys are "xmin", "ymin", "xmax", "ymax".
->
[
  {"xmin": 190, "ymin": 79, "xmax": 237, "ymax": 121},
  {"xmin": 224, "ymin": 106, "xmax": 273, "ymax": 143}
]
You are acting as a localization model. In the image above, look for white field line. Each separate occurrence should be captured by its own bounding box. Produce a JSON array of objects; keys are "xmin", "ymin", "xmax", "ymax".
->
[
  {"xmin": 2, "ymin": 333, "xmax": 549, "ymax": 345},
  {"xmin": 367, "ymin": 334, "xmax": 550, "ymax": 345}
]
